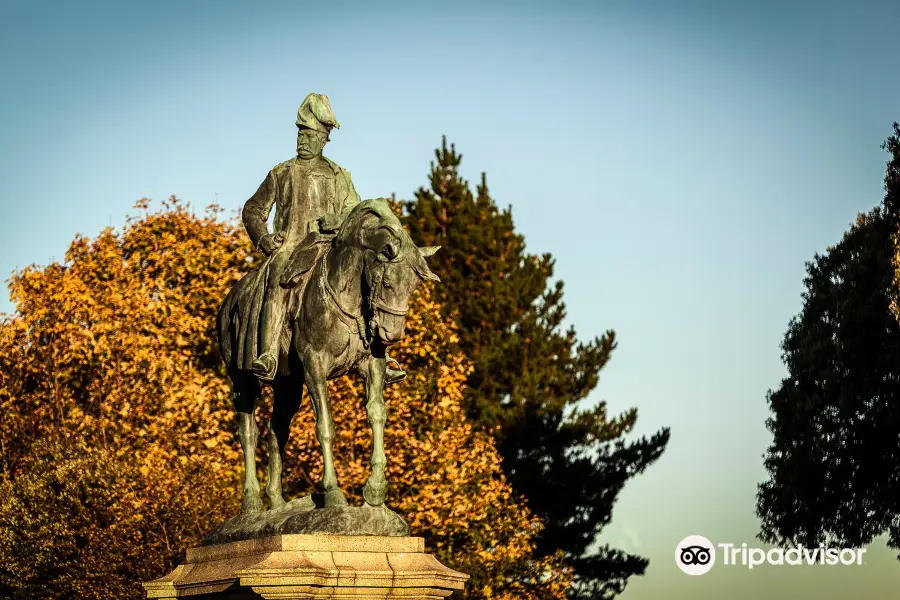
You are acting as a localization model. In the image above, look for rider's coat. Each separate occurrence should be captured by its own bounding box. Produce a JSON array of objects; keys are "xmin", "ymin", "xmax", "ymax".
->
[{"xmin": 236, "ymin": 156, "xmax": 361, "ymax": 371}]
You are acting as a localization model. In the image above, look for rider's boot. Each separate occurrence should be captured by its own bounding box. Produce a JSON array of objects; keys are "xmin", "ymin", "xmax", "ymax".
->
[
  {"xmin": 251, "ymin": 352, "xmax": 278, "ymax": 382},
  {"xmin": 251, "ymin": 293, "xmax": 285, "ymax": 382}
]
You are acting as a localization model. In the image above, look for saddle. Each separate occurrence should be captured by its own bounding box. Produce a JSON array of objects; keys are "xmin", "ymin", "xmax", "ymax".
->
[{"xmin": 279, "ymin": 231, "xmax": 335, "ymax": 316}]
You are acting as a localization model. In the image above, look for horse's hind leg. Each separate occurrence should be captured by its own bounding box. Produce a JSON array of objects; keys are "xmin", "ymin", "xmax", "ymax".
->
[
  {"xmin": 266, "ymin": 374, "xmax": 303, "ymax": 509},
  {"xmin": 231, "ymin": 370, "xmax": 264, "ymax": 514}
]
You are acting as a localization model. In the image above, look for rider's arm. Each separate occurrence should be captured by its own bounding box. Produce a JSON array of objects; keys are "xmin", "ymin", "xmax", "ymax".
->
[
  {"xmin": 242, "ymin": 170, "xmax": 277, "ymax": 248},
  {"xmin": 337, "ymin": 169, "xmax": 362, "ymax": 221}
]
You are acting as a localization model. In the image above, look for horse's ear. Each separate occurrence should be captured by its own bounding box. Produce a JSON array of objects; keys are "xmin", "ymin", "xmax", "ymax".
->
[
  {"xmin": 418, "ymin": 245, "xmax": 440, "ymax": 258},
  {"xmin": 421, "ymin": 265, "xmax": 441, "ymax": 283}
]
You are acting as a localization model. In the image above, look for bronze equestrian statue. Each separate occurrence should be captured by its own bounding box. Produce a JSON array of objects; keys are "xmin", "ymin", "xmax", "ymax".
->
[
  {"xmin": 216, "ymin": 95, "xmax": 439, "ymax": 514},
  {"xmin": 237, "ymin": 93, "xmax": 405, "ymax": 386}
]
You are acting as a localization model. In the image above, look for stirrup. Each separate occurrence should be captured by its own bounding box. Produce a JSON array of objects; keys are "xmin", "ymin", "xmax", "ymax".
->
[{"xmin": 385, "ymin": 358, "xmax": 406, "ymax": 385}]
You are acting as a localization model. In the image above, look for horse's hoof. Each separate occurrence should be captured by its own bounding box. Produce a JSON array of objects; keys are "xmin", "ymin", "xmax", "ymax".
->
[
  {"xmin": 323, "ymin": 488, "xmax": 348, "ymax": 508},
  {"xmin": 268, "ymin": 495, "xmax": 286, "ymax": 510},
  {"xmin": 363, "ymin": 480, "xmax": 387, "ymax": 507},
  {"xmin": 242, "ymin": 493, "xmax": 265, "ymax": 514}
]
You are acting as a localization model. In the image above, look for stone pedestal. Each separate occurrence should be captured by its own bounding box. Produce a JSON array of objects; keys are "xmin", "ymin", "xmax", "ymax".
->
[{"xmin": 142, "ymin": 534, "xmax": 468, "ymax": 599}]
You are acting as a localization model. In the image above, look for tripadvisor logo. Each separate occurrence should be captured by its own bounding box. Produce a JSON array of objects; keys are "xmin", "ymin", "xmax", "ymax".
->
[
  {"xmin": 675, "ymin": 535, "xmax": 867, "ymax": 575},
  {"xmin": 675, "ymin": 535, "xmax": 716, "ymax": 575}
]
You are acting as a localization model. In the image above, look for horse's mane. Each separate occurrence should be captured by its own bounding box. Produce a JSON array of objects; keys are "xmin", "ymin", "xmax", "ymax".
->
[
  {"xmin": 335, "ymin": 198, "xmax": 435, "ymax": 281},
  {"xmin": 336, "ymin": 199, "xmax": 397, "ymax": 241}
]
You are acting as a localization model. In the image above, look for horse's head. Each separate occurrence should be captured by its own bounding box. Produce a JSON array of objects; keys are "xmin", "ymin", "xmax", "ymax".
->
[
  {"xmin": 337, "ymin": 199, "xmax": 440, "ymax": 345},
  {"xmin": 363, "ymin": 232, "xmax": 440, "ymax": 345}
]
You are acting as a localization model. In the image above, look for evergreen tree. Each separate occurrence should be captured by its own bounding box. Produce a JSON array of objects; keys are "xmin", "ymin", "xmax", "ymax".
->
[
  {"xmin": 400, "ymin": 138, "xmax": 671, "ymax": 598},
  {"xmin": 757, "ymin": 124, "xmax": 900, "ymax": 551}
]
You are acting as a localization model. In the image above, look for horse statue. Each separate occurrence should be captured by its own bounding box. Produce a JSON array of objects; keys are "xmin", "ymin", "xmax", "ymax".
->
[{"xmin": 216, "ymin": 198, "xmax": 439, "ymax": 514}]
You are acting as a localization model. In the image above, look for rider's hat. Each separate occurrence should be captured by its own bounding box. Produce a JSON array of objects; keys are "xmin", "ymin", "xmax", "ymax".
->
[{"xmin": 296, "ymin": 93, "xmax": 340, "ymax": 140}]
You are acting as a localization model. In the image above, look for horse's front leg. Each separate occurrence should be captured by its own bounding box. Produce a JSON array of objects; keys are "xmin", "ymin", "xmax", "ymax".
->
[
  {"xmin": 304, "ymin": 358, "xmax": 347, "ymax": 507},
  {"xmin": 231, "ymin": 371, "xmax": 264, "ymax": 514},
  {"xmin": 266, "ymin": 374, "xmax": 303, "ymax": 509},
  {"xmin": 362, "ymin": 356, "xmax": 388, "ymax": 507}
]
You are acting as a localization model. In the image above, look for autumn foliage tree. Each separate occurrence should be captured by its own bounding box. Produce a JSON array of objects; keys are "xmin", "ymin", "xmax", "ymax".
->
[
  {"xmin": 0, "ymin": 197, "xmax": 571, "ymax": 599},
  {"xmin": 893, "ymin": 220, "xmax": 900, "ymax": 322}
]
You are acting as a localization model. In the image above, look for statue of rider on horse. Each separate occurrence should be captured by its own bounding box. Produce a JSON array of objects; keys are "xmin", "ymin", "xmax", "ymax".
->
[
  {"xmin": 217, "ymin": 94, "xmax": 439, "ymax": 515},
  {"xmin": 237, "ymin": 93, "xmax": 406, "ymax": 386}
]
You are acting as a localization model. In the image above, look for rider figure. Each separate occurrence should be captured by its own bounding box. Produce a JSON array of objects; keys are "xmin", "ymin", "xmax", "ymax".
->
[{"xmin": 241, "ymin": 93, "xmax": 405, "ymax": 383}]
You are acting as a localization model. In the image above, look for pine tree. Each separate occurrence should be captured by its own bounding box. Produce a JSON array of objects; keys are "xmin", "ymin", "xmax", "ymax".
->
[{"xmin": 401, "ymin": 138, "xmax": 671, "ymax": 598}]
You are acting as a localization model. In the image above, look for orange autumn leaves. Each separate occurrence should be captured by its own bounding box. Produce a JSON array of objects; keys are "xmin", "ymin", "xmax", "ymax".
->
[
  {"xmin": 892, "ymin": 223, "xmax": 900, "ymax": 323},
  {"xmin": 0, "ymin": 197, "xmax": 571, "ymax": 600},
  {"xmin": 0, "ymin": 198, "xmax": 250, "ymax": 599}
]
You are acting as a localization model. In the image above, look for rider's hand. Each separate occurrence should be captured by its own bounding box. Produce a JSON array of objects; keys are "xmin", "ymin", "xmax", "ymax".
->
[
  {"xmin": 317, "ymin": 213, "xmax": 341, "ymax": 233},
  {"xmin": 258, "ymin": 232, "xmax": 284, "ymax": 256}
]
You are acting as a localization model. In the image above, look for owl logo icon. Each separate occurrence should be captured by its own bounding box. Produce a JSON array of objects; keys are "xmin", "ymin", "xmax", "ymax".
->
[{"xmin": 675, "ymin": 535, "xmax": 716, "ymax": 575}]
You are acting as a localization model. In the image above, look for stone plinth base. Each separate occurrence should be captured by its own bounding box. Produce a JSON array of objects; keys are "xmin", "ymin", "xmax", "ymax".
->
[
  {"xmin": 203, "ymin": 499, "xmax": 410, "ymax": 545},
  {"xmin": 143, "ymin": 534, "xmax": 468, "ymax": 599}
]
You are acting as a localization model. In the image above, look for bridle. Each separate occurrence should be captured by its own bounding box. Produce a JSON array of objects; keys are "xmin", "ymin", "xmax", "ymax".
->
[
  {"xmin": 320, "ymin": 249, "xmax": 410, "ymax": 349},
  {"xmin": 368, "ymin": 255, "xmax": 410, "ymax": 316}
]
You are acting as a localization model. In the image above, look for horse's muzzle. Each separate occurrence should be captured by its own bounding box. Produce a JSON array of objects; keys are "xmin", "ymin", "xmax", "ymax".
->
[{"xmin": 378, "ymin": 324, "xmax": 403, "ymax": 345}]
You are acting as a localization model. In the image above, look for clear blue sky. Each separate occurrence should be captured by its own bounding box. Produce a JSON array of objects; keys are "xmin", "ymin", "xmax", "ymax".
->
[{"xmin": 2, "ymin": 1, "xmax": 898, "ymax": 597}]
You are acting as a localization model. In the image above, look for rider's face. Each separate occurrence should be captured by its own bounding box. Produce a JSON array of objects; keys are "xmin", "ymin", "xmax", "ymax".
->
[{"xmin": 297, "ymin": 127, "xmax": 326, "ymax": 159}]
